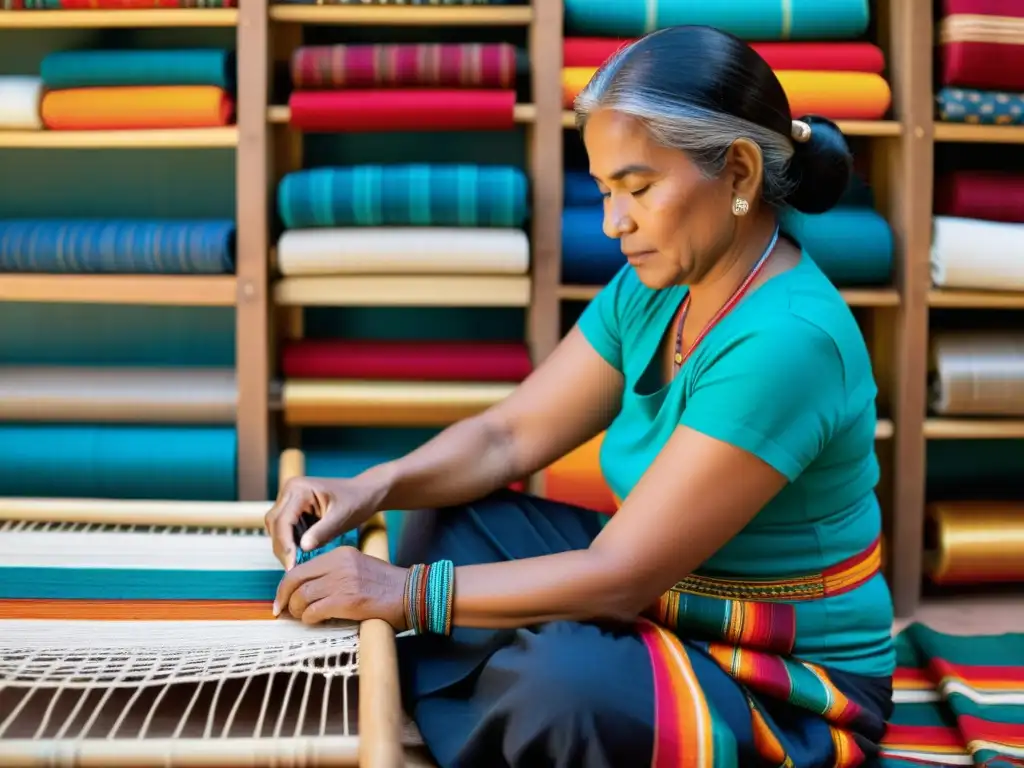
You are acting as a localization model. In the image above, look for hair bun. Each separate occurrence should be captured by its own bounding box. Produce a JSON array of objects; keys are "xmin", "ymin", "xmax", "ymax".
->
[{"xmin": 782, "ymin": 115, "xmax": 853, "ymax": 214}]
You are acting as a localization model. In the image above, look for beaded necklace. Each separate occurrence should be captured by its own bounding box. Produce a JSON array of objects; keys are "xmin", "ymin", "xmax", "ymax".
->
[{"xmin": 672, "ymin": 225, "xmax": 781, "ymax": 372}]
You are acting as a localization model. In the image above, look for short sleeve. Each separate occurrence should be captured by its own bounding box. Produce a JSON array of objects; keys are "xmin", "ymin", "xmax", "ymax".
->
[
  {"xmin": 679, "ymin": 322, "xmax": 847, "ymax": 481},
  {"xmin": 576, "ymin": 264, "xmax": 634, "ymax": 371}
]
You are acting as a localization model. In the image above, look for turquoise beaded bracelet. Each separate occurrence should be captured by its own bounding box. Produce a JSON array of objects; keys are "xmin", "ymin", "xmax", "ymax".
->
[{"xmin": 403, "ymin": 559, "xmax": 455, "ymax": 636}]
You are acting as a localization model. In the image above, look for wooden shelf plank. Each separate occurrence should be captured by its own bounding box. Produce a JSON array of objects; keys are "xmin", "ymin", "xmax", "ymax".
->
[
  {"xmin": 268, "ymin": 4, "xmax": 532, "ymax": 25},
  {"xmin": 281, "ymin": 380, "xmax": 515, "ymax": 427},
  {"xmin": 557, "ymin": 284, "xmax": 900, "ymax": 307},
  {"xmin": 928, "ymin": 289, "xmax": 1024, "ymax": 308},
  {"xmin": 0, "ymin": 274, "xmax": 237, "ymax": 307},
  {"xmin": 0, "ymin": 9, "xmax": 237, "ymax": 28},
  {"xmin": 924, "ymin": 418, "xmax": 1024, "ymax": 439},
  {"xmin": 560, "ymin": 111, "xmax": 902, "ymax": 137},
  {"xmin": 934, "ymin": 123, "xmax": 1024, "ymax": 144},
  {"xmin": 268, "ymin": 104, "xmax": 535, "ymax": 126},
  {"xmin": 275, "ymin": 275, "xmax": 531, "ymax": 307},
  {"xmin": 0, "ymin": 127, "xmax": 237, "ymax": 149}
]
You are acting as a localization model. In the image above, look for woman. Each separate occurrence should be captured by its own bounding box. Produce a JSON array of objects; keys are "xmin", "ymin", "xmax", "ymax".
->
[{"xmin": 266, "ymin": 25, "xmax": 896, "ymax": 768}]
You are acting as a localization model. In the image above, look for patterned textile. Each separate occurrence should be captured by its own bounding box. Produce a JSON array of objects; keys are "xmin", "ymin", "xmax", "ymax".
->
[
  {"xmin": 2, "ymin": 0, "xmax": 235, "ymax": 8},
  {"xmin": 291, "ymin": 43, "xmax": 516, "ymax": 90},
  {"xmin": 639, "ymin": 537, "xmax": 886, "ymax": 767},
  {"xmin": 880, "ymin": 622, "xmax": 1024, "ymax": 767},
  {"xmin": 937, "ymin": 86, "xmax": 1024, "ymax": 124},
  {"xmin": 0, "ymin": 219, "xmax": 235, "ymax": 274},
  {"xmin": 277, "ymin": 164, "xmax": 528, "ymax": 229}
]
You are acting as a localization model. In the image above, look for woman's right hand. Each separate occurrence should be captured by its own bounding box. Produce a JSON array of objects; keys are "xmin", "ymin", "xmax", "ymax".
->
[{"xmin": 264, "ymin": 474, "xmax": 390, "ymax": 570}]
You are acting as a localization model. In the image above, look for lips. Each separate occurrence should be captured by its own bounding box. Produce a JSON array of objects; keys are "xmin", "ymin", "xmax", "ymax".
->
[{"xmin": 624, "ymin": 250, "xmax": 655, "ymax": 264}]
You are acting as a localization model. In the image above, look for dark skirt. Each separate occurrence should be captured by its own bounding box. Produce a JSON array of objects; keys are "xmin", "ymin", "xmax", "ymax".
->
[{"xmin": 394, "ymin": 490, "xmax": 893, "ymax": 768}]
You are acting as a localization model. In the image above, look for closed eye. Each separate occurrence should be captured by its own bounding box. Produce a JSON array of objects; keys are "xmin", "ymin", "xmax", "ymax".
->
[{"xmin": 600, "ymin": 184, "xmax": 651, "ymax": 199}]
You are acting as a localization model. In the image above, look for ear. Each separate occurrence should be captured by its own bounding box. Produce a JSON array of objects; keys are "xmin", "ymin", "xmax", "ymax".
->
[{"xmin": 723, "ymin": 138, "xmax": 765, "ymax": 206}]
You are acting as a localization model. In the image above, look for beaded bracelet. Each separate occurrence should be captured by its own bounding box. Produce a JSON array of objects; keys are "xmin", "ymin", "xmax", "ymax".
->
[{"xmin": 403, "ymin": 560, "xmax": 455, "ymax": 635}]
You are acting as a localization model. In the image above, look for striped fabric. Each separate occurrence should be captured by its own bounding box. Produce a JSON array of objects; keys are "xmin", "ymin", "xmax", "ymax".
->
[
  {"xmin": 639, "ymin": 537, "xmax": 885, "ymax": 767},
  {"xmin": 277, "ymin": 164, "xmax": 528, "ymax": 229},
  {"xmin": 0, "ymin": 219, "xmax": 235, "ymax": 274},
  {"xmin": 2, "ymin": 0, "xmax": 235, "ymax": 7},
  {"xmin": 881, "ymin": 622, "xmax": 1024, "ymax": 766},
  {"xmin": 291, "ymin": 43, "xmax": 517, "ymax": 90}
]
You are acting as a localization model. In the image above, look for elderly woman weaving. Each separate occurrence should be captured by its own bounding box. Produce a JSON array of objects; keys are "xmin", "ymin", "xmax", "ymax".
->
[{"xmin": 266, "ymin": 25, "xmax": 896, "ymax": 768}]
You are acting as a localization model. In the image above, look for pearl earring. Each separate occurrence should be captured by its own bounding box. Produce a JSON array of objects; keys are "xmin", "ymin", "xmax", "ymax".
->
[{"xmin": 732, "ymin": 197, "xmax": 750, "ymax": 216}]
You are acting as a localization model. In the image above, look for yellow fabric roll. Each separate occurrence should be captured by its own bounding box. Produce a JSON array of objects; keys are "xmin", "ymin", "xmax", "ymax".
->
[
  {"xmin": 925, "ymin": 501, "xmax": 1024, "ymax": 584},
  {"xmin": 562, "ymin": 67, "xmax": 892, "ymax": 120},
  {"xmin": 276, "ymin": 228, "xmax": 530, "ymax": 276}
]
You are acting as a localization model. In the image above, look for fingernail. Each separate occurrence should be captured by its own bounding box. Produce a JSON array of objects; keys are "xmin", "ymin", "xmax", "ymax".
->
[
  {"xmin": 272, "ymin": 601, "xmax": 279, "ymax": 616},
  {"xmin": 300, "ymin": 535, "xmax": 314, "ymax": 551}
]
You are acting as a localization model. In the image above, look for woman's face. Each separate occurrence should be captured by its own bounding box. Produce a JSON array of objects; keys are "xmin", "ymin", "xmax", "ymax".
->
[{"xmin": 582, "ymin": 108, "xmax": 748, "ymax": 290}]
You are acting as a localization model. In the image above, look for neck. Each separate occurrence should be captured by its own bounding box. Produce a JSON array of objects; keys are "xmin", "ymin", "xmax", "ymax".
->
[{"xmin": 686, "ymin": 213, "xmax": 778, "ymax": 316}]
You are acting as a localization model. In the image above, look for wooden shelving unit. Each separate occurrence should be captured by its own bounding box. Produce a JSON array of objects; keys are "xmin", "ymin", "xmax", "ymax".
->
[
  {"xmin": 267, "ymin": 4, "xmax": 533, "ymax": 26},
  {"xmin": 0, "ymin": 127, "xmax": 238, "ymax": 149},
  {"xmin": 0, "ymin": 9, "xmax": 238, "ymax": 28},
  {"xmin": 0, "ymin": 275, "xmax": 238, "ymax": 306}
]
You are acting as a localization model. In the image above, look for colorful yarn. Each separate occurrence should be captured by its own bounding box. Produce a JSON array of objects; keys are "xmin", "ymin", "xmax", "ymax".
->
[{"xmin": 292, "ymin": 512, "xmax": 360, "ymax": 566}]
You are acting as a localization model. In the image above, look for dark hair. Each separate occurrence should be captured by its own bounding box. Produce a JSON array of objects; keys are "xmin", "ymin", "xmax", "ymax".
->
[{"xmin": 574, "ymin": 25, "xmax": 853, "ymax": 215}]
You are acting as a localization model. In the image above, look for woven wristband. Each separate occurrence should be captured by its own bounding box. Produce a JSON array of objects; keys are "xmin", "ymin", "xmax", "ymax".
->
[{"xmin": 403, "ymin": 560, "xmax": 454, "ymax": 636}]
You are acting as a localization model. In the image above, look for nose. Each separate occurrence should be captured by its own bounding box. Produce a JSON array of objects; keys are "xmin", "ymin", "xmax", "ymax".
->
[{"xmin": 601, "ymin": 194, "xmax": 636, "ymax": 240}]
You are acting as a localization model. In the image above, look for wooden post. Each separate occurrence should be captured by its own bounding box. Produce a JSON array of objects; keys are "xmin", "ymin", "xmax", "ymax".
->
[
  {"xmin": 526, "ymin": 0, "xmax": 564, "ymax": 364},
  {"xmin": 235, "ymin": 0, "xmax": 271, "ymax": 501},
  {"xmin": 887, "ymin": 0, "xmax": 933, "ymax": 617}
]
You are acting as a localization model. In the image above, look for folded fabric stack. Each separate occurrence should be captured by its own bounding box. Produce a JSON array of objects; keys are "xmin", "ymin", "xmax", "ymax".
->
[
  {"xmin": 30, "ymin": 48, "xmax": 235, "ymax": 131},
  {"xmin": 1, "ymin": 1, "xmax": 235, "ymax": 7},
  {"xmin": 561, "ymin": 0, "xmax": 890, "ymax": 121},
  {"xmin": 287, "ymin": 41, "xmax": 522, "ymax": 133},
  {"xmin": 936, "ymin": 0, "xmax": 1024, "ymax": 125},
  {"xmin": 932, "ymin": 171, "xmax": 1024, "ymax": 291},
  {"xmin": 561, "ymin": 170, "xmax": 894, "ymax": 288},
  {"xmin": 0, "ymin": 77, "xmax": 43, "ymax": 131},
  {"xmin": 275, "ymin": 162, "xmax": 534, "ymax": 424}
]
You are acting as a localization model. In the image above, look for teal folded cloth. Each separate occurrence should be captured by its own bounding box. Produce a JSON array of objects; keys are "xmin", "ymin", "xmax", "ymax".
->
[
  {"xmin": 278, "ymin": 164, "xmax": 529, "ymax": 229},
  {"xmin": 564, "ymin": 0, "xmax": 870, "ymax": 39},
  {"xmin": 780, "ymin": 206, "xmax": 893, "ymax": 285},
  {"xmin": 937, "ymin": 86, "xmax": 1024, "ymax": 125},
  {"xmin": 40, "ymin": 49, "xmax": 235, "ymax": 90}
]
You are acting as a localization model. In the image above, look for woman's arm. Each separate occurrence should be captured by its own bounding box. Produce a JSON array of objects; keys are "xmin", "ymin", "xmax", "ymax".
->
[{"xmin": 362, "ymin": 326, "xmax": 624, "ymax": 512}]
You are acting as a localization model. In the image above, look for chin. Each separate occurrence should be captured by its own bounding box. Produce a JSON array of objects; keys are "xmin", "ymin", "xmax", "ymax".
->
[{"xmin": 630, "ymin": 260, "xmax": 680, "ymax": 291}]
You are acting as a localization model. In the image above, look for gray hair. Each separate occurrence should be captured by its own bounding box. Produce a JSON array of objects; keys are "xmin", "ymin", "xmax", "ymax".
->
[{"xmin": 573, "ymin": 42, "xmax": 798, "ymax": 207}]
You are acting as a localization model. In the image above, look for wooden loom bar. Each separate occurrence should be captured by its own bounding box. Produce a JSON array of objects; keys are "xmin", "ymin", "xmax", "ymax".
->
[
  {"xmin": 235, "ymin": 0, "xmax": 271, "ymax": 501},
  {"xmin": 527, "ymin": 0, "xmax": 564, "ymax": 364},
  {"xmin": 887, "ymin": 0, "xmax": 933, "ymax": 618},
  {"xmin": 0, "ymin": 497, "xmax": 270, "ymax": 528}
]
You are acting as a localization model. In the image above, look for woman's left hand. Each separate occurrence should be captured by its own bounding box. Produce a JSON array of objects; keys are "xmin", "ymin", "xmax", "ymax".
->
[{"xmin": 272, "ymin": 546, "xmax": 409, "ymax": 630}]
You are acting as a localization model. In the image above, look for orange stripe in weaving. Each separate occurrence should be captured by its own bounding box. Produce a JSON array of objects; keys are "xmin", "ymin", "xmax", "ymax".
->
[
  {"xmin": 0, "ymin": 599, "xmax": 274, "ymax": 621},
  {"xmin": 41, "ymin": 86, "xmax": 234, "ymax": 131}
]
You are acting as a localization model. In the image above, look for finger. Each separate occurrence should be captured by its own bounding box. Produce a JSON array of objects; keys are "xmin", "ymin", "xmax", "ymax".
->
[
  {"xmin": 301, "ymin": 595, "xmax": 345, "ymax": 626},
  {"xmin": 299, "ymin": 497, "xmax": 346, "ymax": 552},
  {"xmin": 273, "ymin": 559, "xmax": 307, "ymax": 616},
  {"xmin": 273, "ymin": 491, "xmax": 314, "ymax": 571},
  {"xmin": 287, "ymin": 575, "xmax": 333, "ymax": 620}
]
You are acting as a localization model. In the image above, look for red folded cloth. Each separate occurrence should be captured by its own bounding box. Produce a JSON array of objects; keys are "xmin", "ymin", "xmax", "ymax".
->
[{"xmin": 934, "ymin": 170, "xmax": 1024, "ymax": 224}]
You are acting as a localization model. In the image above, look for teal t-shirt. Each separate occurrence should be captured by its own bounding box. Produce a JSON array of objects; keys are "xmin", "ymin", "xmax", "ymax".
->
[{"xmin": 577, "ymin": 253, "xmax": 895, "ymax": 678}]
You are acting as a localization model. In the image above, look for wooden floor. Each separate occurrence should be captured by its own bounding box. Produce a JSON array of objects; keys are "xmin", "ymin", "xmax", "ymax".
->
[{"xmin": 894, "ymin": 594, "xmax": 1024, "ymax": 635}]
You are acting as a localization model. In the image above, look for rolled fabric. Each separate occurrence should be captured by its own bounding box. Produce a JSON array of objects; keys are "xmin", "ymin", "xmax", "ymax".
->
[
  {"xmin": 276, "ymin": 227, "xmax": 529, "ymax": 275},
  {"xmin": 564, "ymin": 38, "xmax": 886, "ymax": 73},
  {"xmin": 0, "ymin": 77, "xmax": 42, "ymax": 130},
  {"xmin": 930, "ymin": 332, "xmax": 1024, "ymax": 416},
  {"xmin": 563, "ymin": 0, "xmax": 870, "ymax": 39},
  {"xmin": 925, "ymin": 501, "xmax": 1024, "ymax": 585},
  {"xmin": 41, "ymin": 86, "xmax": 234, "ymax": 130},
  {"xmin": 8, "ymin": 0, "xmax": 236, "ymax": 6},
  {"xmin": 40, "ymin": 49, "xmax": 234, "ymax": 90},
  {"xmin": 0, "ymin": 219, "xmax": 235, "ymax": 274},
  {"xmin": 564, "ymin": 67, "xmax": 891, "ymax": 119},
  {"xmin": 288, "ymin": 89, "xmax": 517, "ymax": 132},
  {"xmin": 273, "ymin": 0, "xmax": 519, "ymax": 4},
  {"xmin": 935, "ymin": 171, "xmax": 1024, "ymax": 224},
  {"xmin": 278, "ymin": 164, "xmax": 528, "ymax": 229},
  {"xmin": 0, "ymin": 424, "xmax": 237, "ymax": 500},
  {"xmin": 780, "ymin": 207, "xmax": 894, "ymax": 285},
  {"xmin": 291, "ymin": 43, "xmax": 516, "ymax": 90},
  {"xmin": 937, "ymin": 86, "xmax": 1024, "ymax": 125},
  {"xmin": 931, "ymin": 215, "xmax": 1024, "ymax": 292},
  {"xmin": 939, "ymin": 1, "xmax": 1024, "ymax": 91},
  {"xmin": 0, "ymin": 366, "xmax": 237, "ymax": 423},
  {"xmin": 561, "ymin": 207, "xmax": 621, "ymax": 285},
  {"xmin": 281, "ymin": 339, "xmax": 533, "ymax": 381}
]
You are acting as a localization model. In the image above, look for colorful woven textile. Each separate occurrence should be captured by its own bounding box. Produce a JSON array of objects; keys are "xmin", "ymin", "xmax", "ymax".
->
[
  {"xmin": 2, "ymin": 0, "xmax": 235, "ymax": 7},
  {"xmin": 935, "ymin": 170, "xmax": 1024, "ymax": 224},
  {"xmin": 939, "ymin": 0, "xmax": 1024, "ymax": 92},
  {"xmin": 277, "ymin": 164, "xmax": 528, "ymax": 229},
  {"xmin": 40, "ymin": 49, "xmax": 234, "ymax": 90},
  {"xmin": 563, "ymin": 0, "xmax": 870, "ymax": 39},
  {"xmin": 880, "ymin": 622, "xmax": 1024, "ymax": 767},
  {"xmin": 281, "ymin": 339, "xmax": 533, "ymax": 381},
  {"xmin": 291, "ymin": 43, "xmax": 517, "ymax": 90},
  {"xmin": 937, "ymin": 86, "xmax": 1024, "ymax": 124},
  {"xmin": 288, "ymin": 89, "xmax": 516, "ymax": 132},
  {"xmin": 564, "ymin": 38, "xmax": 886, "ymax": 73},
  {"xmin": 41, "ymin": 85, "xmax": 234, "ymax": 130},
  {"xmin": 0, "ymin": 219, "xmax": 235, "ymax": 274}
]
